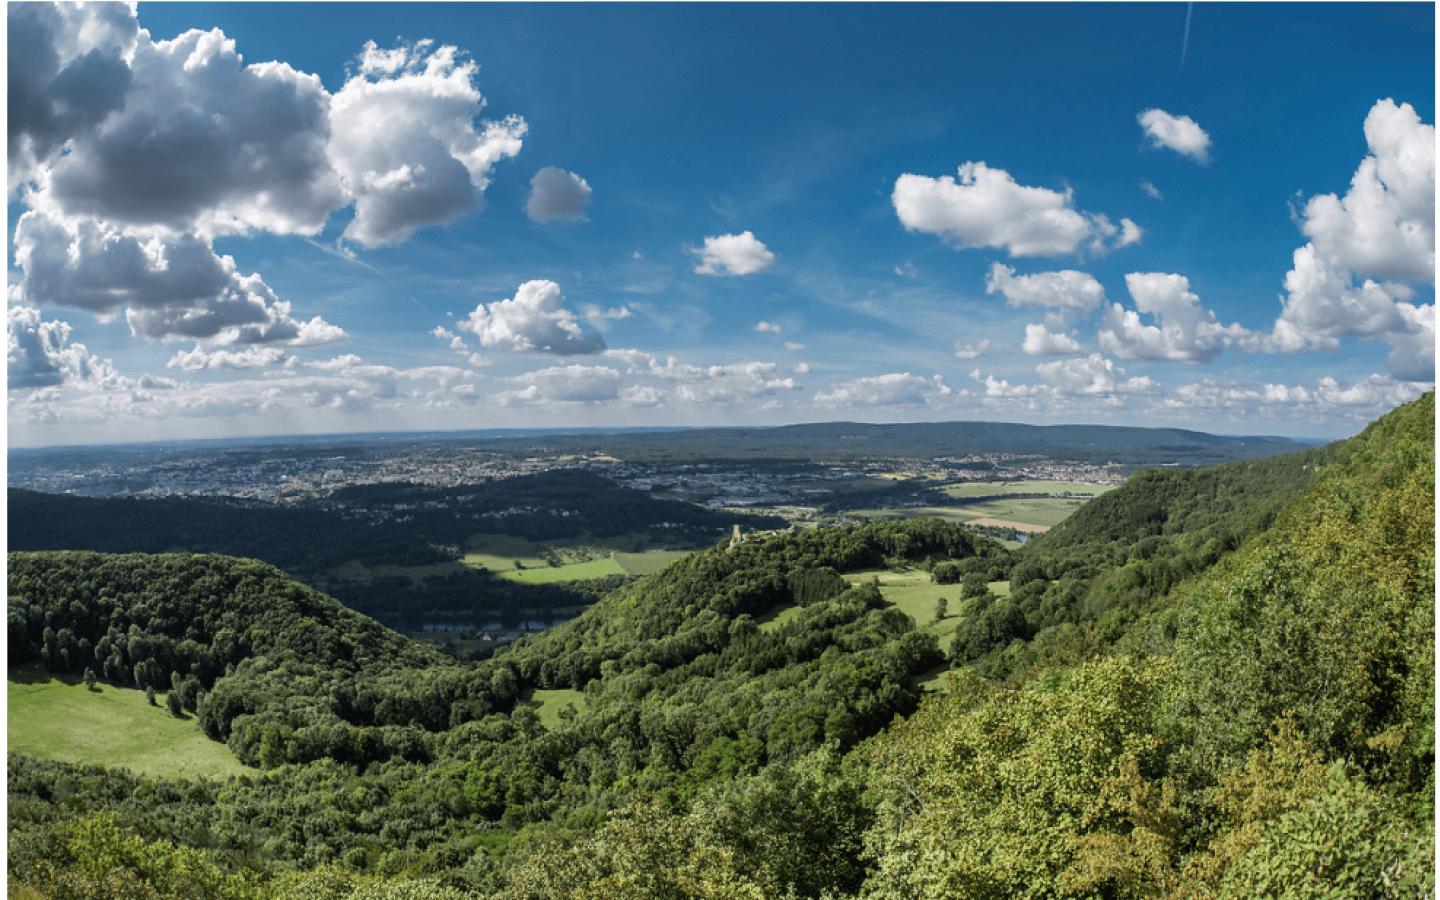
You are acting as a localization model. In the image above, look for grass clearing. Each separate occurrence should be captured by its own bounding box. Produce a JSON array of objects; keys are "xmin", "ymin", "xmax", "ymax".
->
[
  {"xmin": 941, "ymin": 480, "xmax": 1115, "ymax": 499},
  {"xmin": 846, "ymin": 508, "xmax": 985, "ymax": 526},
  {"xmin": 8, "ymin": 663, "xmax": 248, "ymax": 781},
  {"xmin": 756, "ymin": 603, "xmax": 804, "ymax": 633},
  {"xmin": 523, "ymin": 688, "xmax": 586, "ymax": 730},
  {"xmin": 952, "ymin": 496, "xmax": 1090, "ymax": 529},
  {"xmin": 503, "ymin": 558, "xmax": 627, "ymax": 584},
  {"xmin": 613, "ymin": 549, "xmax": 693, "ymax": 577}
]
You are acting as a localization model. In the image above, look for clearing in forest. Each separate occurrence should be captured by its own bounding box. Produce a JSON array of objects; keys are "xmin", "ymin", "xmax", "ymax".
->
[{"xmin": 7, "ymin": 663, "xmax": 248, "ymax": 781}]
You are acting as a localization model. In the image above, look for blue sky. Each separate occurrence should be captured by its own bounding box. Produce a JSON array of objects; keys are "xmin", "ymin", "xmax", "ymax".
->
[{"xmin": 8, "ymin": 2, "xmax": 1435, "ymax": 447}]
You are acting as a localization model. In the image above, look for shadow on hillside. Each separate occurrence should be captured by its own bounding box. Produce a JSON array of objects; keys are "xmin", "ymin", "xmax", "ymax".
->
[{"xmin": 7, "ymin": 662, "xmax": 78, "ymax": 686}]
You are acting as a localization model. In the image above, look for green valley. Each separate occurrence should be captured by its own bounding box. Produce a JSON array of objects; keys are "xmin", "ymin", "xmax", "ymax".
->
[{"xmin": 7, "ymin": 396, "xmax": 1433, "ymax": 898}]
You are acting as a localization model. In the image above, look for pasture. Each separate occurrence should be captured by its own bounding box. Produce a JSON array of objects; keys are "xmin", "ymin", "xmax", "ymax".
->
[
  {"xmin": 524, "ymin": 688, "xmax": 587, "ymax": 730},
  {"xmin": 8, "ymin": 663, "xmax": 248, "ymax": 781},
  {"xmin": 332, "ymin": 532, "xmax": 698, "ymax": 584}
]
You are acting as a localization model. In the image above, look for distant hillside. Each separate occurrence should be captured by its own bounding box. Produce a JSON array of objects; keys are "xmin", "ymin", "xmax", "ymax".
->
[
  {"xmin": 6, "ymin": 398, "xmax": 1429, "ymax": 899},
  {"xmin": 9, "ymin": 469, "xmax": 783, "ymax": 632},
  {"xmin": 471, "ymin": 420, "xmax": 1316, "ymax": 466},
  {"xmin": 938, "ymin": 435, "xmax": 1342, "ymax": 676},
  {"xmin": 860, "ymin": 393, "xmax": 1433, "ymax": 898}
]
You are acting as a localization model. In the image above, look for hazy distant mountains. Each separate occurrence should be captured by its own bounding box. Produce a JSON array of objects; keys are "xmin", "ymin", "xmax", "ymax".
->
[{"xmin": 472, "ymin": 420, "xmax": 1319, "ymax": 467}]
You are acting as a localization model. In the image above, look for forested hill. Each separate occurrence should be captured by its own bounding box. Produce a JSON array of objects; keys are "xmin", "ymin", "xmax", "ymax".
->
[
  {"xmin": 862, "ymin": 392, "xmax": 1433, "ymax": 896},
  {"xmin": 9, "ymin": 469, "xmax": 776, "ymax": 568},
  {"xmin": 468, "ymin": 419, "xmax": 1314, "ymax": 465},
  {"xmin": 8, "ymin": 551, "xmax": 449, "ymax": 690},
  {"xmin": 6, "ymin": 396, "xmax": 1432, "ymax": 898}
]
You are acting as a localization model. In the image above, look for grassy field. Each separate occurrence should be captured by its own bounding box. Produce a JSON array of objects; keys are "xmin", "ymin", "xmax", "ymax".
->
[
  {"xmin": 331, "ymin": 532, "xmax": 698, "ymax": 584},
  {"xmin": 523, "ymin": 687, "xmax": 586, "ymax": 730},
  {"xmin": 846, "ymin": 507, "xmax": 983, "ymax": 526},
  {"xmin": 941, "ymin": 480, "xmax": 1115, "ymax": 498},
  {"xmin": 613, "ymin": 549, "xmax": 693, "ymax": 577},
  {"xmin": 756, "ymin": 603, "xmax": 805, "ymax": 634},
  {"xmin": 840, "ymin": 569, "xmax": 1013, "ymax": 692},
  {"xmin": 504, "ymin": 558, "xmax": 628, "ymax": 584},
  {"xmin": 8, "ymin": 663, "xmax": 249, "ymax": 781}
]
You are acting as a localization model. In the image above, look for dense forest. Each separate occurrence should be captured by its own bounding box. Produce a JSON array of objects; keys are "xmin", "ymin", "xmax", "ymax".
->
[
  {"xmin": 9, "ymin": 469, "xmax": 783, "ymax": 630},
  {"xmin": 7, "ymin": 394, "xmax": 1433, "ymax": 898}
]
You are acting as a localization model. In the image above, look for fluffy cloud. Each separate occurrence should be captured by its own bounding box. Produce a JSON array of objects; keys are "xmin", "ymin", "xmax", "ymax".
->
[
  {"xmin": 8, "ymin": 5, "xmax": 522, "ymax": 355},
  {"xmin": 460, "ymin": 280, "xmax": 606, "ymax": 355},
  {"xmin": 1270, "ymin": 99, "xmax": 1434, "ymax": 381},
  {"xmin": 690, "ymin": 231, "xmax": 777, "ymax": 276},
  {"xmin": 1167, "ymin": 374, "xmax": 1426, "ymax": 416},
  {"xmin": 166, "ymin": 346, "xmax": 290, "ymax": 371},
  {"xmin": 1021, "ymin": 323, "xmax": 1083, "ymax": 356},
  {"xmin": 893, "ymin": 161, "xmax": 1137, "ymax": 257},
  {"xmin": 968, "ymin": 369, "xmax": 1045, "ymax": 400},
  {"xmin": 7, "ymin": 1, "xmax": 139, "ymax": 196},
  {"xmin": 814, "ymin": 373, "xmax": 950, "ymax": 408},
  {"xmin": 953, "ymin": 339, "xmax": 991, "ymax": 360},
  {"xmin": 432, "ymin": 325, "xmax": 467, "ymax": 351},
  {"xmin": 755, "ymin": 321, "xmax": 782, "ymax": 334},
  {"xmin": 603, "ymin": 349, "xmax": 802, "ymax": 404},
  {"xmin": 985, "ymin": 263, "xmax": 1106, "ymax": 312},
  {"xmin": 1035, "ymin": 353, "xmax": 1159, "ymax": 395},
  {"xmin": 498, "ymin": 365, "xmax": 624, "ymax": 405},
  {"xmin": 1138, "ymin": 109, "xmax": 1212, "ymax": 163},
  {"xmin": 1099, "ymin": 272, "xmax": 1256, "ymax": 364},
  {"xmin": 526, "ymin": 166, "xmax": 592, "ymax": 223},
  {"xmin": 7, "ymin": 305, "xmax": 121, "ymax": 390},
  {"xmin": 329, "ymin": 40, "xmax": 526, "ymax": 247},
  {"xmin": 1116, "ymin": 218, "xmax": 1144, "ymax": 248}
]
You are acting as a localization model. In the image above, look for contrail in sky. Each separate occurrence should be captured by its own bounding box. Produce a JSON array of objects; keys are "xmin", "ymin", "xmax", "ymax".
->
[{"xmin": 1181, "ymin": 2, "xmax": 1194, "ymax": 68}]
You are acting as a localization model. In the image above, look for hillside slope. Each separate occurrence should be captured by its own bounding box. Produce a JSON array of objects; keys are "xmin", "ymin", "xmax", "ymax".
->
[{"xmin": 861, "ymin": 393, "xmax": 1434, "ymax": 898}]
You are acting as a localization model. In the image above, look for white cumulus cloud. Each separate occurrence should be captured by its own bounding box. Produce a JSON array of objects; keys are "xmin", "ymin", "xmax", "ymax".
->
[
  {"xmin": 498, "ymin": 364, "xmax": 624, "ymax": 405},
  {"xmin": 953, "ymin": 339, "xmax": 991, "ymax": 360},
  {"xmin": 459, "ymin": 280, "xmax": 606, "ymax": 355},
  {"xmin": 690, "ymin": 231, "xmax": 777, "ymax": 276},
  {"xmin": 1099, "ymin": 272, "xmax": 1256, "ymax": 364},
  {"xmin": 1035, "ymin": 353, "xmax": 1159, "ymax": 395},
  {"xmin": 893, "ymin": 161, "xmax": 1135, "ymax": 257},
  {"xmin": 1021, "ymin": 323, "xmax": 1083, "ymax": 356},
  {"xmin": 330, "ymin": 40, "xmax": 526, "ymax": 248},
  {"xmin": 1270, "ymin": 99, "xmax": 1435, "ymax": 381},
  {"xmin": 167, "ymin": 346, "xmax": 290, "ymax": 371},
  {"xmin": 526, "ymin": 166, "xmax": 592, "ymax": 223},
  {"xmin": 814, "ymin": 373, "xmax": 950, "ymax": 408},
  {"xmin": 7, "ymin": 5, "xmax": 523, "ymax": 357},
  {"xmin": 1138, "ymin": 109, "xmax": 1212, "ymax": 163},
  {"xmin": 985, "ymin": 263, "xmax": 1107, "ymax": 312},
  {"xmin": 7, "ymin": 305, "xmax": 121, "ymax": 390}
]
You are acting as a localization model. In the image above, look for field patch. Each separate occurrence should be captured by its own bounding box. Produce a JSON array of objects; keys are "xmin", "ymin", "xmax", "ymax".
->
[
  {"xmin": 8, "ymin": 663, "xmax": 248, "ymax": 781},
  {"xmin": 756, "ymin": 603, "xmax": 803, "ymax": 633},
  {"xmin": 503, "ymin": 558, "xmax": 627, "ymax": 584},
  {"xmin": 941, "ymin": 480, "xmax": 1115, "ymax": 499},
  {"xmin": 523, "ymin": 687, "xmax": 586, "ymax": 730},
  {"xmin": 612, "ymin": 549, "xmax": 693, "ymax": 577}
]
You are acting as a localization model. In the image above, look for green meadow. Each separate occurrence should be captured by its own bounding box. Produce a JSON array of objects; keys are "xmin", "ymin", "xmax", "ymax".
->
[
  {"xmin": 7, "ymin": 663, "xmax": 248, "ymax": 781},
  {"xmin": 524, "ymin": 687, "xmax": 588, "ymax": 730},
  {"xmin": 504, "ymin": 558, "xmax": 628, "ymax": 583},
  {"xmin": 330, "ymin": 532, "xmax": 698, "ymax": 584},
  {"xmin": 940, "ymin": 480, "xmax": 1115, "ymax": 498}
]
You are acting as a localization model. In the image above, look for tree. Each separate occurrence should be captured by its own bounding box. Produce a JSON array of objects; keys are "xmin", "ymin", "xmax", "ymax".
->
[
  {"xmin": 166, "ymin": 691, "xmax": 184, "ymax": 718},
  {"xmin": 932, "ymin": 597, "xmax": 948, "ymax": 623},
  {"xmin": 83, "ymin": 667, "xmax": 97, "ymax": 691},
  {"xmin": 145, "ymin": 685, "xmax": 157, "ymax": 706}
]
